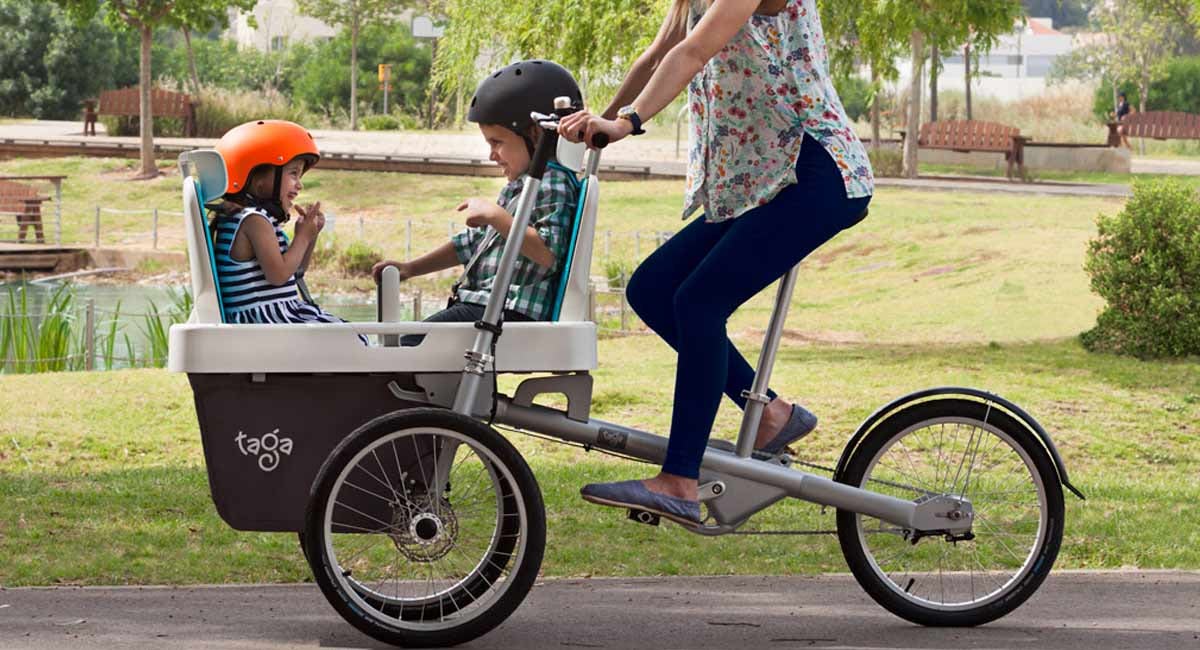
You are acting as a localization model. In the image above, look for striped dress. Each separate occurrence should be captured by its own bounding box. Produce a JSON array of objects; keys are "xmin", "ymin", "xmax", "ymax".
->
[{"xmin": 212, "ymin": 207, "xmax": 346, "ymax": 326}]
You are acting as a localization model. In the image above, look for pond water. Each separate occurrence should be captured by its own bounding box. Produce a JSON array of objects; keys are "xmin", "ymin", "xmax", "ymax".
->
[{"xmin": 0, "ymin": 281, "xmax": 386, "ymax": 372}]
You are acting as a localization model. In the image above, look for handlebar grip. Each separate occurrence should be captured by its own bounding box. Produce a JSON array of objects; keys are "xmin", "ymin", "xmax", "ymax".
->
[{"xmin": 590, "ymin": 132, "xmax": 610, "ymax": 149}]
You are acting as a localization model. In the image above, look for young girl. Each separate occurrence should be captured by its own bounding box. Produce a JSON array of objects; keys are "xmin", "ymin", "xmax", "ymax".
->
[{"xmin": 210, "ymin": 120, "xmax": 346, "ymax": 326}]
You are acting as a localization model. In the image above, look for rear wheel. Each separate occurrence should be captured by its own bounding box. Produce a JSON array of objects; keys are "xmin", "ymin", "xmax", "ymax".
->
[
  {"xmin": 836, "ymin": 399, "xmax": 1064, "ymax": 626},
  {"xmin": 305, "ymin": 408, "xmax": 545, "ymax": 647}
]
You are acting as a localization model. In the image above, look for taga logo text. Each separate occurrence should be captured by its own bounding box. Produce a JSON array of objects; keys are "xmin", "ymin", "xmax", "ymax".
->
[{"xmin": 235, "ymin": 429, "xmax": 294, "ymax": 472}]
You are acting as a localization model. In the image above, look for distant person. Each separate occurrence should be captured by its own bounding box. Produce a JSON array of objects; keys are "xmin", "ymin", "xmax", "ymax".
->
[{"xmin": 1116, "ymin": 92, "xmax": 1133, "ymax": 149}]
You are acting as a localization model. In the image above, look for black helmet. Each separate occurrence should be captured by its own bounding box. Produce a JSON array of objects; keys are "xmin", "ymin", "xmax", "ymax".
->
[{"xmin": 468, "ymin": 59, "xmax": 583, "ymax": 139}]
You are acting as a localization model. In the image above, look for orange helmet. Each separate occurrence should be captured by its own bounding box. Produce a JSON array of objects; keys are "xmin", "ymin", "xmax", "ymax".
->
[{"xmin": 215, "ymin": 120, "xmax": 320, "ymax": 195}]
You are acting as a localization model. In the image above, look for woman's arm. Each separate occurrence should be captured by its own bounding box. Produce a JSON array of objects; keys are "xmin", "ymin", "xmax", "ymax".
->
[
  {"xmin": 599, "ymin": 9, "xmax": 689, "ymax": 120},
  {"xmin": 562, "ymin": 0, "xmax": 761, "ymax": 144}
]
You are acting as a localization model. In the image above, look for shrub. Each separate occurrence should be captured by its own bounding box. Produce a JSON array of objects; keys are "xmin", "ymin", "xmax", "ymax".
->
[
  {"xmin": 867, "ymin": 147, "xmax": 903, "ymax": 178},
  {"xmin": 193, "ymin": 86, "xmax": 318, "ymax": 138},
  {"xmin": 96, "ymin": 85, "xmax": 315, "ymax": 138},
  {"xmin": 309, "ymin": 239, "xmax": 340, "ymax": 269},
  {"xmin": 338, "ymin": 240, "xmax": 383, "ymax": 276},
  {"xmin": 834, "ymin": 74, "xmax": 871, "ymax": 122},
  {"xmin": 361, "ymin": 114, "xmax": 400, "ymax": 131},
  {"xmin": 604, "ymin": 259, "xmax": 633, "ymax": 288},
  {"xmin": 1081, "ymin": 179, "xmax": 1200, "ymax": 358}
]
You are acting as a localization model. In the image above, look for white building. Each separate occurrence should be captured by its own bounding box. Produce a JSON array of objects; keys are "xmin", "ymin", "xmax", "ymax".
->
[
  {"xmin": 227, "ymin": 0, "xmax": 337, "ymax": 52},
  {"xmin": 891, "ymin": 18, "xmax": 1078, "ymax": 101}
]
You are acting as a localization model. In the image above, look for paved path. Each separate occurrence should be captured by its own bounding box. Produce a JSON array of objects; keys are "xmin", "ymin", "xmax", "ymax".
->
[{"xmin": 1, "ymin": 572, "xmax": 1197, "ymax": 649}]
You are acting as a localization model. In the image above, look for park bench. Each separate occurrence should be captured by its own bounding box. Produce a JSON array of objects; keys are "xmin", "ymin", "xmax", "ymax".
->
[
  {"xmin": 0, "ymin": 179, "xmax": 50, "ymax": 244},
  {"xmin": 902, "ymin": 120, "xmax": 1031, "ymax": 182},
  {"xmin": 87, "ymin": 87, "xmax": 198, "ymax": 137},
  {"xmin": 1108, "ymin": 111, "xmax": 1200, "ymax": 146}
]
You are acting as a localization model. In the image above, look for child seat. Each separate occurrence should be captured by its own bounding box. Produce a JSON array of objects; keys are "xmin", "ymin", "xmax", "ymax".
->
[
  {"xmin": 170, "ymin": 150, "xmax": 598, "ymax": 375},
  {"xmin": 549, "ymin": 139, "xmax": 600, "ymax": 322}
]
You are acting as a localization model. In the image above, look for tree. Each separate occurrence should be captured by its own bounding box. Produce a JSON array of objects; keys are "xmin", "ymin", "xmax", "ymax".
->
[
  {"xmin": 290, "ymin": 21, "xmax": 431, "ymax": 121},
  {"xmin": 876, "ymin": 0, "xmax": 1023, "ymax": 178},
  {"xmin": 166, "ymin": 0, "xmax": 254, "ymax": 97},
  {"xmin": 432, "ymin": 0, "xmax": 666, "ymax": 103},
  {"xmin": 1051, "ymin": 0, "xmax": 1184, "ymax": 117},
  {"xmin": 296, "ymin": 0, "xmax": 398, "ymax": 131},
  {"xmin": 57, "ymin": 0, "xmax": 253, "ymax": 178},
  {"xmin": 0, "ymin": 1, "xmax": 137, "ymax": 119},
  {"xmin": 820, "ymin": 0, "xmax": 1021, "ymax": 173}
]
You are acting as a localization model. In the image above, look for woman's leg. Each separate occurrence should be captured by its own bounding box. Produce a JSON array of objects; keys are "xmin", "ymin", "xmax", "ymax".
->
[
  {"xmin": 660, "ymin": 179, "xmax": 871, "ymax": 481},
  {"xmin": 626, "ymin": 217, "xmax": 781, "ymax": 411}
]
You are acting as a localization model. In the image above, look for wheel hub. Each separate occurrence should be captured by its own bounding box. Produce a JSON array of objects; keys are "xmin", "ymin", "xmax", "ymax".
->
[{"xmin": 389, "ymin": 495, "xmax": 459, "ymax": 562}]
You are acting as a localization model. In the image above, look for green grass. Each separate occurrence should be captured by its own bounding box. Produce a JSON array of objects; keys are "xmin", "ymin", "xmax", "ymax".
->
[
  {"xmin": 0, "ymin": 338, "xmax": 1197, "ymax": 586},
  {"xmin": 1, "ymin": 156, "xmax": 1197, "ymax": 586}
]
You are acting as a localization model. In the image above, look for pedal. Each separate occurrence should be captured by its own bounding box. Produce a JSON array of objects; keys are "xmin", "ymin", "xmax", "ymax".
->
[{"xmin": 627, "ymin": 509, "xmax": 660, "ymax": 526}]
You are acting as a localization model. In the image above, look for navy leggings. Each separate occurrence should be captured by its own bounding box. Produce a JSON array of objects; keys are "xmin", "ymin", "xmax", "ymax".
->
[{"xmin": 627, "ymin": 134, "xmax": 871, "ymax": 479}]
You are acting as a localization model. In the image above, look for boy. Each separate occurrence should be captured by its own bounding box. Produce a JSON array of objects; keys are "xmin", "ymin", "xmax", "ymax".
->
[{"xmin": 374, "ymin": 60, "xmax": 581, "ymax": 329}]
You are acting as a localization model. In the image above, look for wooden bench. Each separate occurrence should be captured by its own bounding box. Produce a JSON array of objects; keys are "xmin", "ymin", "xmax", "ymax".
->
[
  {"xmin": 1108, "ymin": 111, "xmax": 1200, "ymax": 146},
  {"xmin": 902, "ymin": 120, "xmax": 1031, "ymax": 181},
  {"xmin": 89, "ymin": 87, "xmax": 198, "ymax": 137},
  {"xmin": 0, "ymin": 179, "xmax": 50, "ymax": 244}
]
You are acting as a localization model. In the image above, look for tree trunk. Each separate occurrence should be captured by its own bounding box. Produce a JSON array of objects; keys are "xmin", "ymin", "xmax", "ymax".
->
[
  {"xmin": 1112, "ymin": 77, "xmax": 1119, "ymax": 116},
  {"xmin": 138, "ymin": 24, "xmax": 156, "ymax": 178},
  {"xmin": 1138, "ymin": 69, "xmax": 1149, "ymax": 114},
  {"xmin": 426, "ymin": 38, "xmax": 438, "ymax": 130},
  {"xmin": 929, "ymin": 42, "xmax": 939, "ymax": 123},
  {"xmin": 183, "ymin": 27, "xmax": 202, "ymax": 97},
  {"xmin": 870, "ymin": 62, "xmax": 881, "ymax": 150},
  {"xmin": 350, "ymin": 12, "xmax": 359, "ymax": 131},
  {"xmin": 965, "ymin": 43, "xmax": 973, "ymax": 121},
  {"xmin": 903, "ymin": 29, "xmax": 926, "ymax": 179}
]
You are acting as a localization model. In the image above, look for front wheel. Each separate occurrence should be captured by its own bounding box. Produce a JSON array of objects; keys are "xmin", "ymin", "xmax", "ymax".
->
[
  {"xmin": 836, "ymin": 399, "xmax": 1064, "ymax": 626},
  {"xmin": 304, "ymin": 408, "xmax": 545, "ymax": 647}
]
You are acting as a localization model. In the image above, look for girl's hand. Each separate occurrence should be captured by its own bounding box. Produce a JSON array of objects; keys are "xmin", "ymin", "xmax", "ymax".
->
[
  {"xmin": 457, "ymin": 198, "xmax": 506, "ymax": 229},
  {"xmin": 294, "ymin": 202, "xmax": 325, "ymax": 233},
  {"xmin": 372, "ymin": 260, "xmax": 413, "ymax": 283},
  {"xmin": 559, "ymin": 110, "xmax": 634, "ymax": 148}
]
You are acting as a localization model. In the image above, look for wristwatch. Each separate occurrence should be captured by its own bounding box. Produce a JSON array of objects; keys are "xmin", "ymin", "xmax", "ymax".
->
[{"xmin": 616, "ymin": 105, "xmax": 646, "ymax": 136}]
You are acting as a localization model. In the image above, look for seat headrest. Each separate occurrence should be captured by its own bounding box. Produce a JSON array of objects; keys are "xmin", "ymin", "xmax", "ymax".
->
[
  {"xmin": 555, "ymin": 138, "xmax": 586, "ymax": 173},
  {"xmin": 178, "ymin": 150, "xmax": 228, "ymax": 202}
]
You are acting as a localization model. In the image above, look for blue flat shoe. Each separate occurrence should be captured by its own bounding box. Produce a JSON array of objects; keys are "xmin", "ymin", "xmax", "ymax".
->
[
  {"xmin": 580, "ymin": 480, "xmax": 701, "ymax": 527},
  {"xmin": 758, "ymin": 404, "xmax": 819, "ymax": 455}
]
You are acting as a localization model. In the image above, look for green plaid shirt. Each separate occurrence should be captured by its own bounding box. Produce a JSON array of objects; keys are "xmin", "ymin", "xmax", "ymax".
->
[{"xmin": 450, "ymin": 163, "xmax": 580, "ymax": 320}]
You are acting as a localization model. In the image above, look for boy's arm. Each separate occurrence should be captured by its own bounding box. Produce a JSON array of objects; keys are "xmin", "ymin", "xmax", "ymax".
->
[
  {"xmin": 459, "ymin": 200, "xmax": 557, "ymax": 269},
  {"xmin": 409, "ymin": 241, "xmax": 460, "ymax": 276},
  {"xmin": 373, "ymin": 241, "xmax": 459, "ymax": 282},
  {"xmin": 483, "ymin": 210, "xmax": 557, "ymax": 269}
]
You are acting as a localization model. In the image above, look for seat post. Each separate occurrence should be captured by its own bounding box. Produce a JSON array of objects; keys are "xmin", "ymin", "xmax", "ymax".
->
[{"xmin": 734, "ymin": 264, "xmax": 801, "ymax": 458}]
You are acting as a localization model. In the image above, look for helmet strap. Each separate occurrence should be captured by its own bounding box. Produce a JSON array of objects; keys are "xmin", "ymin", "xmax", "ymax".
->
[{"xmin": 272, "ymin": 167, "xmax": 283, "ymax": 204}]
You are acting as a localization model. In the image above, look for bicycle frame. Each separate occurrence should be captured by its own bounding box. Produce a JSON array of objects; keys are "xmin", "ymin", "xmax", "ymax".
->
[{"xmin": 432, "ymin": 106, "xmax": 974, "ymax": 537}]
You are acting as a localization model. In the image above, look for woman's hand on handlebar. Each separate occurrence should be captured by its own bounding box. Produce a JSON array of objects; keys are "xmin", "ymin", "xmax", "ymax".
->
[
  {"xmin": 559, "ymin": 110, "xmax": 633, "ymax": 149},
  {"xmin": 372, "ymin": 259, "xmax": 413, "ymax": 284}
]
